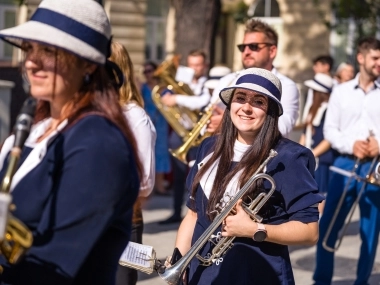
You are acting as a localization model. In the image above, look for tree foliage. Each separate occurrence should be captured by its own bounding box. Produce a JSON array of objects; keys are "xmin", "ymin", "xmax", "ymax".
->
[{"xmin": 314, "ymin": 0, "xmax": 380, "ymax": 38}]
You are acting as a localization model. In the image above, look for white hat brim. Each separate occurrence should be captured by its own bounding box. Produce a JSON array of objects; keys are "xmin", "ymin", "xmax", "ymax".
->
[
  {"xmin": 220, "ymin": 85, "xmax": 283, "ymax": 116},
  {"xmin": 0, "ymin": 21, "xmax": 105, "ymax": 64},
  {"xmin": 204, "ymin": 79, "xmax": 219, "ymax": 90},
  {"xmin": 304, "ymin": 79, "xmax": 330, "ymax": 93}
]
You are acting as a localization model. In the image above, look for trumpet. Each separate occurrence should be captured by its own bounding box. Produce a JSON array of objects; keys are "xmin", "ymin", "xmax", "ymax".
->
[
  {"xmin": 156, "ymin": 149, "xmax": 278, "ymax": 285},
  {"xmin": 169, "ymin": 103, "xmax": 213, "ymax": 164},
  {"xmin": 322, "ymin": 155, "xmax": 380, "ymax": 252},
  {"xmin": 0, "ymin": 98, "xmax": 35, "ymax": 266}
]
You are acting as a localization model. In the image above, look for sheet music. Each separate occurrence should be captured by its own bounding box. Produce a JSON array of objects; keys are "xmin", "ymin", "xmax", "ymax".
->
[{"xmin": 119, "ymin": 241, "xmax": 154, "ymax": 269}]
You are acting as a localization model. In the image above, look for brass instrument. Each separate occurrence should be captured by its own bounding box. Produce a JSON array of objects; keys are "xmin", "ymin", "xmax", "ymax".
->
[
  {"xmin": 170, "ymin": 72, "xmax": 240, "ymax": 164},
  {"xmin": 322, "ymin": 155, "xmax": 380, "ymax": 252},
  {"xmin": 156, "ymin": 149, "xmax": 278, "ymax": 285},
  {"xmin": 152, "ymin": 55, "xmax": 199, "ymax": 138},
  {"xmin": 0, "ymin": 98, "xmax": 35, "ymax": 266},
  {"xmin": 169, "ymin": 103, "xmax": 213, "ymax": 164}
]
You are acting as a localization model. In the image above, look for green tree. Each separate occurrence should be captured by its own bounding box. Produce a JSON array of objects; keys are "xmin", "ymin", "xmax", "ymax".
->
[{"xmin": 314, "ymin": 0, "xmax": 380, "ymax": 39}]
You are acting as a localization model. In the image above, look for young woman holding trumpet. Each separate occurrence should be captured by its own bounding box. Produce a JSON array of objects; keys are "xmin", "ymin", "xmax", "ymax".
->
[{"xmin": 172, "ymin": 68, "xmax": 324, "ymax": 284}]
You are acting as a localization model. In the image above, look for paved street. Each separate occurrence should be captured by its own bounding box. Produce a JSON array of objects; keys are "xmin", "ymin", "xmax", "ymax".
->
[
  {"xmin": 136, "ymin": 195, "xmax": 380, "ymax": 285},
  {"xmin": 136, "ymin": 130, "xmax": 380, "ymax": 284}
]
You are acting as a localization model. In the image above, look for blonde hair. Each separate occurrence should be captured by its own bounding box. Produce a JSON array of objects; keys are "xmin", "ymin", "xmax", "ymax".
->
[{"xmin": 109, "ymin": 41, "xmax": 144, "ymax": 107}]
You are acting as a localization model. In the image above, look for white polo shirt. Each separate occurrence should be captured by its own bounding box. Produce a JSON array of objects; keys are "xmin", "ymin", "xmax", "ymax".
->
[{"xmin": 175, "ymin": 76, "xmax": 211, "ymax": 110}]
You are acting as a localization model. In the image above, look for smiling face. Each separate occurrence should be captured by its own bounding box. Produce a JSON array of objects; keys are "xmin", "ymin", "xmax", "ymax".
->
[
  {"xmin": 230, "ymin": 88, "xmax": 268, "ymax": 144},
  {"xmin": 23, "ymin": 41, "xmax": 94, "ymax": 113},
  {"xmin": 358, "ymin": 48, "xmax": 380, "ymax": 79}
]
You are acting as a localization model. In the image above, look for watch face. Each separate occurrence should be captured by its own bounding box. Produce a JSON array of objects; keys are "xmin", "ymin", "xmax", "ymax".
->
[{"xmin": 254, "ymin": 230, "xmax": 267, "ymax": 242}]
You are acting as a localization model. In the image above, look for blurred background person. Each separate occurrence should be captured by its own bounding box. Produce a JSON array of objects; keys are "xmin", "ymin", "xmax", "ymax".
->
[
  {"xmin": 140, "ymin": 61, "xmax": 171, "ymax": 196},
  {"xmin": 334, "ymin": 62, "xmax": 355, "ymax": 84},
  {"xmin": 159, "ymin": 49, "xmax": 211, "ymax": 225},
  {"xmin": 302, "ymin": 55, "xmax": 334, "ymax": 123},
  {"xmin": 313, "ymin": 37, "xmax": 380, "ymax": 285},
  {"xmin": 299, "ymin": 73, "xmax": 336, "ymax": 213},
  {"xmin": 207, "ymin": 18, "xmax": 299, "ymax": 138},
  {"xmin": 204, "ymin": 65, "xmax": 232, "ymax": 95},
  {"xmin": 110, "ymin": 42, "xmax": 156, "ymax": 285},
  {"xmin": 0, "ymin": 0, "xmax": 141, "ymax": 284}
]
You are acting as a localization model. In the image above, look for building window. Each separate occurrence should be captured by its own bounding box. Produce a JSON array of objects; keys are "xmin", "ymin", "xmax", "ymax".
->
[
  {"xmin": 145, "ymin": 0, "xmax": 169, "ymax": 63},
  {"xmin": 0, "ymin": 3, "xmax": 17, "ymax": 61},
  {"xmin": 250, "ymin": 0, "xmax": 280, "ymax": 18}
]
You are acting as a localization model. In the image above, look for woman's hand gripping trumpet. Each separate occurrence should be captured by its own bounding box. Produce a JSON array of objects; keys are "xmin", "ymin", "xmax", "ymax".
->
[{"xmin": 222, "ymin": 199, "xmax": 260, "ymax": 238}]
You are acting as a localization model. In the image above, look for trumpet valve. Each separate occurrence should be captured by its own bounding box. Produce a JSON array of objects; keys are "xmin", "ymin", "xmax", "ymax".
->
[{"xmin": 196, "ymin": 254, "xmax": 213, "ymax": 267}]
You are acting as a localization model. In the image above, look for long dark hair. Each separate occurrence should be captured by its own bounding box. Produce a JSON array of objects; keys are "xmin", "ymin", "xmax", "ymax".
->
[
  {"xmin": 32, "ymin": 48, "xmax": 143, "ymax": 181},
  {"xmin": 191, "ymin": 94, "xmax": 281, "ymax": 220},
  {"xmin": 305, "ymin": 90, "xmax": 330, "ymax": 128}
]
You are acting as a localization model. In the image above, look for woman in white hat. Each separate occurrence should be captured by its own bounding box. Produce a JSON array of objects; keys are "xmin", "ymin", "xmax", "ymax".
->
[
  {"xmin": 0, "ymin": 0, "xmax": 141, "ymax": 284},
  {"xmin": 299, "ymin": 73, "xmax": 337, "ymax": 212},
  {"xmin": 172, "ymin": 68, "xmax": 323, "ymax": 284}
]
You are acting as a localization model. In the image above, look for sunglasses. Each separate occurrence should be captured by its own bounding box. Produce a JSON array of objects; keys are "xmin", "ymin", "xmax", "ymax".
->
[{"xmin": 236, "ymin": 42, "xmax": 273, "ymax": 53}]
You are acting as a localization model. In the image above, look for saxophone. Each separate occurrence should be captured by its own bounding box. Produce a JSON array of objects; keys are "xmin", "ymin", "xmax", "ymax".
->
[
  {"xmin": 155, "ymin": 149, "xmax": 278, "ymax": 285},
  {"xmin": 170, "ymin": 72, "xmax": 240, "ymax": 164},
  {"xmin": 152, "ymin": 55, "xmax": 200, "ymax": 138},
  {"xmin": 0, "ymin": 98, "xmax": 35, "ymax": 268}
]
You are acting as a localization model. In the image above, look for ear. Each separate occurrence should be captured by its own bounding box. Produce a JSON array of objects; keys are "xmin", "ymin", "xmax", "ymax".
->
[
  {"xmin": 269, "ymin": 45, "xmax": 277, "ymax": 61},
  {"xmin": 357, "ymin": 53, "xmax": 364, "ymax": 65}
]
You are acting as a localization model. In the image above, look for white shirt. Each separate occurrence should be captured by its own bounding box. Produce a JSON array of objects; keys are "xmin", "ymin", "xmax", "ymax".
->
[
  {"xmin": 175, "ymin": 76, "xmax": 211, "ymax": 110},
  {"xmin": 323, "ymin": 75, "xmax": 380, "ymax": 154},
  {"xmin": 123, "ymin": 102, "xmax": 156, "ymax": 197},
  {"xmin": 211, "ymin": 68, "xmax": 300, "ymax": 137},
  {"xmin": 198, "ymin": 139, "xmax": 250, "ymax": 199}
]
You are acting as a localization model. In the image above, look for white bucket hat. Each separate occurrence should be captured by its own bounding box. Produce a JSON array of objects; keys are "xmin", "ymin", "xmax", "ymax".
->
[
  {"xmin": 219, "ymin": 68, "xmax": 283, "ymax": 116},
  {"xmin": 204, "ymin": 66, "xmax": 232, "ymax": 90},
  {"xmin": 304, "ymin": 73, "xmax": 333, "ymax": 93},
  {"xmin": 0, "ymin": 0, "xmax": 111, "ymax": 65}
]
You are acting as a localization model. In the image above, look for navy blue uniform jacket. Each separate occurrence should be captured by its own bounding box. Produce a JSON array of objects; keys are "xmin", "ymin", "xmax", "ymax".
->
[
  {"xmin": 0, "ymin": 115, "xmax": 139, "ymax": 285},
  {"xmin": 185, "ymin": 136, "xmax": 323, "ymax": 285}
]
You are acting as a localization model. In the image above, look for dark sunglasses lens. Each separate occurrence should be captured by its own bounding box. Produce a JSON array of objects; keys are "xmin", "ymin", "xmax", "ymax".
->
[
  {"xmin": 248, "ymin": 44, "xmax": 259, "ymax": 51},
  {"xmin": 143, "ymin": 69, "xmax": 153, "ymax": 74},
  {"xmin": 237, "ymin": 43, "xmax": 260, "ymax": 52}
]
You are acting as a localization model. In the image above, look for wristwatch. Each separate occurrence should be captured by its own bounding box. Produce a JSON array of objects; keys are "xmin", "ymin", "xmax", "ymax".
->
[{"xmin": 253, "ymin": 223, "xmax": 267, "ymax": 242}]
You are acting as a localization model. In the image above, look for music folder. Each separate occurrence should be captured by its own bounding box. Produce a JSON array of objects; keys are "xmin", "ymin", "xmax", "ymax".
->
[{"xmin": 119, "ymin": 241, "xmax": 156, "ymax": 274}]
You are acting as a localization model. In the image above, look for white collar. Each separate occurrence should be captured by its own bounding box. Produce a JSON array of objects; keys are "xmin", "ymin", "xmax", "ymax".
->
[
  {"xmin": 197, "ymin": 140, "xmax": 250, "ymax": 200},
  {"xmin": 10, "ymin": 118, "xmax": 68, "ymax": 192}
]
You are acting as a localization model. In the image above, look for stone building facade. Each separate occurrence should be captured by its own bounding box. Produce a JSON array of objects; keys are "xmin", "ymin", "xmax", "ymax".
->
[{"xmin": 0, "ymin": 0, "xmax": 334, "ymax": 133}]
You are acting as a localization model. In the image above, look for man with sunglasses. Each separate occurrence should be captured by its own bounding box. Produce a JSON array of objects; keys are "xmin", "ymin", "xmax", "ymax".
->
[{"xmin": 207, "ymin": 18, "xmax": 299, "ymax": 137}]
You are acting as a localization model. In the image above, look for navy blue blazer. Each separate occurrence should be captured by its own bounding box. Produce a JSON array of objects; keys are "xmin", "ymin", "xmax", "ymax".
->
[
  {"xmin": 0, "ymin": 115, "xmax": 139, "ymax": 285},
  {"xmin": 185, "ymin": 136, "xmax": 323, "ymax": 285}
]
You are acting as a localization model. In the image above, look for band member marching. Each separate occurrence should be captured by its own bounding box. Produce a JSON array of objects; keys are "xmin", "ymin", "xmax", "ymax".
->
[
  {"xmin": 109, "ymin": 42, "xmax": 157, "ymax": 285},
  {"xmin": 174, "ymin": 68, "xmax": 323, "ymax": 285},
  {"xmin": 0, "ymin": 0, "xmax": 141, "ymax": 284},
  {"xmin": 313, "ymin": 37, "xmax": 380, "ymax": 285}
]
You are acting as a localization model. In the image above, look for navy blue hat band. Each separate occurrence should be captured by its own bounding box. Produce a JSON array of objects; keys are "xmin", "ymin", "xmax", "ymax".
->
[
  {"xmin": 313, "ymin": 78, "xmax": 332, "ymax": 92},
  {"xmin": 31, "ymin": 8, "xmax": 109, "ymax": 56},
  {"xmin": 208, "ymin": 76, "xmax": 223, "ymax": 80},
  {"xmin": 236, "ymin": 74, "xmax": 281, "ymax": 100}
]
